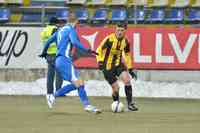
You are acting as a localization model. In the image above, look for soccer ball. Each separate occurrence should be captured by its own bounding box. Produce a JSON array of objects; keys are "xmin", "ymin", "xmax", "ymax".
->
[{"xmin": 111, "ymin": 101, "xmax": 124, "ymax": 113}]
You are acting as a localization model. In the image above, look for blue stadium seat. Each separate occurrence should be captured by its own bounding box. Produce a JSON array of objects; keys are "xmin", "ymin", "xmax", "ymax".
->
[
  {"xmin": 146, "ymin": 8, "xmax": 165, "ymax": 23},
  {"xmin": 128, "ymin": 8, "xmax": 145, "ymax": 24},
  {"xmin": 22, "ymin": 13, "xmax": 41, "ymax": 22},
  {"xmin": 56, "ymin": 9, "xmax": 69, "ymax": 20},
  {"xmin": 111, "ymin": 8, "xmax": 127, "ymax": 23},
  {"xmin": 75, "ymin": 8, "xmax": 89, "ymax": 23},
  {"xmin": 0, "ymin": 8, "xmax": 10, "ymax": 23},
  {"xmin": 165, "ymin": 8, "xmax": 184, "ymax": 23},
  {"xmin": 187, "ymin": 8, "xmax": 200, "ymax": 23},
  {"xmin": 91, "ymin": 8, "xmax": 108, "ymax": 24}
]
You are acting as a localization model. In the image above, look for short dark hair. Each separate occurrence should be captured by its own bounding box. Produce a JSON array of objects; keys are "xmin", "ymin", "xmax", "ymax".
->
[
  {"xmin": 117, "ymin": 23, "xmax": 127, "ymax": 29},
  {"xmin": 49, "ymin": 17, "xmax": 59, "ymax": 25}
]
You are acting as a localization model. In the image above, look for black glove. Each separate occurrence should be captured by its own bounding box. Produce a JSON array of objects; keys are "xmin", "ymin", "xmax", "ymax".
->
[
  {"xmin": 128, "ymin": 69, "xmax": 137, "ymax": 80},
  {"xmin": 87, "ymin": 49, "xmax": 99, "ymax": 55},
  {"xmin": 38, "ymin": 53, "xmax": 47, "ymax": 58}
]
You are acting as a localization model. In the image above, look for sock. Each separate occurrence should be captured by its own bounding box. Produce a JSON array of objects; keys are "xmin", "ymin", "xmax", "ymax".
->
[
  {"xmin": 55, "ymin": 84, "xmax": 76, "ymax": 97},
  {"xmin": 78, "ymin": 85, "xmax": 90, "ymax": 107},
  {"xmin": 125, "ymin": 85, "xmax": 133, "ymax": 105},
  {"xmin": 112, "ymin": 91, "xmax": 119, "ymax": 101}
]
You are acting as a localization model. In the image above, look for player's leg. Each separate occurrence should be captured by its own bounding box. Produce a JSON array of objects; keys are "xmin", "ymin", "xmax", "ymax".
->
[
  {"xmin": 55, "ymin": 72, "xmax": 63, "ymax": 92},
  {"xmin": 46, "ymin": 55, "xmax": 56, "ymax": 108},
  {"xmin": 102, "ymin": 69, "xmax": 120, "ymax": 102},
  {"xmin": 119, "ymin": 70, "xmax": 138, "ymax": 111}
]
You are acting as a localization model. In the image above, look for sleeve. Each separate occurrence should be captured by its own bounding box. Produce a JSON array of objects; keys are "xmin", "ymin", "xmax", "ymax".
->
[
  {"xmin": 69, "ymin": 27, "xmax": 89, "ymax": 52},
  {"xmin": 41, "ymin": 32, "xmax": 57, "ymax": 54},
  {"xmin": 123, "ymin": 39, "xmax": 133, "ymax": 69},
  {"xmin": 96, "ymin": 37, "xmax": 109, "ymax": 63}
]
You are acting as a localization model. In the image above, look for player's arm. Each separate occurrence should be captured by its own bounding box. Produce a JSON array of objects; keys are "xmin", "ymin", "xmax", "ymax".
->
[
  {"xmin": 69, "ymin": 27, "xmax": 90, "ymax": 52},
  {"xmin": 123, "ymin": 39, "xmax": 137, "ymax": 80},
  {"xmin": 96, "ymin": 37, "xmax": 110, "ymax": 69},
  {"xmin": 39, "ymin": 32, "xmax": 57, "ymax": 58}
]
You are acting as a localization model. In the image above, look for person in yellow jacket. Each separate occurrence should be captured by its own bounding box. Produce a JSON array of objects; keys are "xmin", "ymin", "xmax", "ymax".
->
[
  {"xmin": 96, "ymin": 23, "xmax": 138, "ymax": 111},
  {"xmin": 41, "ymin": 17, "xmax": 63, "ymax": 108}
]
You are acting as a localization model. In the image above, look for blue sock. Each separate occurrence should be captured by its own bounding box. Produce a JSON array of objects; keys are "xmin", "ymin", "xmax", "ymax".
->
[
  {"xmin": 55, "ymin": 84, "xmax": 76, "ymax": 97},
  {"xmin": 78, "ymin": 85, "xmax": 90, "ymax": 107}
]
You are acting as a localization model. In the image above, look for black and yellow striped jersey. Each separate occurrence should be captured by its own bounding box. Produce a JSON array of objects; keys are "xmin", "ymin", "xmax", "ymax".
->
[{"xmin": 96, "ymin": 33, "xmax": 133, "ymax": 70}]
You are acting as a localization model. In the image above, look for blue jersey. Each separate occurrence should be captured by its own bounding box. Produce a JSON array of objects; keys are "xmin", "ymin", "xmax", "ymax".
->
[{"xmin": 42, "ymin": 24, "xmax": 88, "ymax": 60}]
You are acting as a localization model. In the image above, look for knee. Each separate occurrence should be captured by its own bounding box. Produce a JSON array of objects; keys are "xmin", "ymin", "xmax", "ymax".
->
[
  {"xmin": 73, "ymin": 80, "xmax": 84, "ymax": 88},
  {"xmin": 123, "ymin": 77, "xmax": 131, "ymax": 86}
]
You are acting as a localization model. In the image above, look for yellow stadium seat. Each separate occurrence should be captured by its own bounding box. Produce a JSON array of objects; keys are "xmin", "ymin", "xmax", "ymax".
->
[
  {"xmin": 130, "ymin": 0, "xmax": 148, "ymax": 6},
  {"xmin": 149, "ymin": 0, "xmax": 169, "ymax": 7},
  {"xmin": 170, "ymin": 0, "xmax": 190, "ymax": 7},
  {"xmin": 192, "ymin": 0, "xmax": 200, "ymax": 7},
  {"xmin": 10, "ymin": 14, "xmax": 22, "ymax": 23},
  {"xmin": 108, "ymin": 0, "xmax": 128, "ymax": 6}
]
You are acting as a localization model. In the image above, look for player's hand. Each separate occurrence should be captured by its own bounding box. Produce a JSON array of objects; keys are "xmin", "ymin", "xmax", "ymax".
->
[
  {"xmin": 128, "ymin": 69, "xmax": 137, "ymax": 80},
  {"xmin": 98, "ymin": 62, "xmax": 104, "ymax": 70},
  {"xmin": 87, "ymin": 49, "xmax": 99, "ymax": 56},
  {"xmin": 38, "ymin": 53, "xmax": 47, "ymax": 58}
]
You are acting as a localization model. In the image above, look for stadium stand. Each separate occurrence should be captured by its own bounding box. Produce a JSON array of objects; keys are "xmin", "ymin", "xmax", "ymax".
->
[
  {"xmin": 128, "ymin": 7, "xmax": 145, "ymax": 24},
  {"xmin": 146, "ymin": 8, "xmax": 165, "ymax": 23},
  {"xmin": 110, "ymin": 8, "xmax": 127, "ymax": 23},
  {"xmin": 56, "ymin": 8, "xmax": 69, "ymax": 20},
  {"xmin": 149, "ymin": 0, "xmax": 169, "ymax": 7},
  {"xmin": 75, "ymin": 8, "xmax": 89, "ymax": 23},
  {"xmin": 129, "ymin": 0, "xmax": 148, "ymax": 6},
  {"xmin": 108, "ymin": 0, "xmax": 127, "ymax": 6},
  {"xmin": 171, "ymin": 0, "xmax": 190, "ymax": 8},
  {"xmin": 21, "ymin": 13, "xmax": 41, "ymax": 23},
  {"xmin": 66, "ymin": 0, "xmax": 87, "ymax": 5},
  {"xmin": 91, "ymin": 8, "xmax": 108, "ymax": 24},
  {"xmin": 192, "ymin": 0, "xmax": 200, "ymax": 7},
  {"xmin": 87, "ymin": 0, "xmax": 106, "ymax": 6},
  {"xmin": 0, "ymin": 8, "xmax": 10, "ymax": 23},
  {"xmin": 186, "ymin": 8, "xmax": 200, "ymax": 23},
  {"xmin": 165, "ymin": 8, "xmax": 184, "ymax": 23}
]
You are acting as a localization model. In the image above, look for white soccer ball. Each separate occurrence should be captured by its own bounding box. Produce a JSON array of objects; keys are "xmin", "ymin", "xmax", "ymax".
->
[{"xmin": 111, "ymin": 101, "xmax": 124, "ymax": 113}]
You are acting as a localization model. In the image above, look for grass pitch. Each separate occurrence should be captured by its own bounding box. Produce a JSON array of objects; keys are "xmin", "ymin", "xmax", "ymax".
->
[{"xmin": 0, "ymin": 96, "xmax": 200, "ymax": 133}]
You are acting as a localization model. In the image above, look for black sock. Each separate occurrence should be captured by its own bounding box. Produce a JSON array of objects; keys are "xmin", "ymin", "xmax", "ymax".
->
[
  {"xmin": 112, "ymin": 91, "xmax": 119, "ymax": 101},
  {"xmin": 125, "ymin": 85, "xmax": 132, "ymax": 105}
]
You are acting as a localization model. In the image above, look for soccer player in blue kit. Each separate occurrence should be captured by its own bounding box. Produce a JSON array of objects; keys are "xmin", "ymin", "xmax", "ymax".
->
[{"xmin": 39, "ymin": 11, "xmax": 101, "ymax": 114}]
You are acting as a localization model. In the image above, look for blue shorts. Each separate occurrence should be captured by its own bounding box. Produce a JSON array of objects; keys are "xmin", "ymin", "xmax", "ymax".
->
[{"xmin": 55, "ymin": 56, "xmax": 80, "ymax": 81}]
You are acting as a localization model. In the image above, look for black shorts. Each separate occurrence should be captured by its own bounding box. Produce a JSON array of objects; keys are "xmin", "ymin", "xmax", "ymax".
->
[{"xmin": 102, "ymin": 64, "xmax": 127, "ymax": 85}]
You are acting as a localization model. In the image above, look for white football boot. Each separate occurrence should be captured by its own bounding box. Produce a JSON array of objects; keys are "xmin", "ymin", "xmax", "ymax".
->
[
  {"xmin": 84, "ymin": 105, "xmax": 102, "ymax": 114},
  {"xmin": 46, "ymin": 94, "xmax": 55, "ymax": 109}
]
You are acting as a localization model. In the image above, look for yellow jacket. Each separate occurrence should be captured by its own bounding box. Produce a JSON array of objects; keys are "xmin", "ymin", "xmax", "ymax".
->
[
  {"xmin": 96, "ymin": 33, "xmax": 133, "ymax": 70},
  {"xmin": 41, "ymin": 25, "xmax": 57, "ymax": 54}
]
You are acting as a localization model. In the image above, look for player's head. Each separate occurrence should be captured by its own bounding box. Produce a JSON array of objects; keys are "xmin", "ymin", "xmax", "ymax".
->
[
  {"xmin": 115, "ymin": 23, "xmax": 127, "ymax": 40},
  {"xmin": 49, "ymin": 16, "xmax": 59, "ymax": 25}
]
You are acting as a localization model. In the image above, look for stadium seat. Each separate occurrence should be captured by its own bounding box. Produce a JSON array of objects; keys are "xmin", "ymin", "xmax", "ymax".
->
[
  {"xmin": 109, "ymin": 0, "xmax": 127, "ymax": 6},
  {"xmin": 128, "ymin": 8, "xmax": 145, "ymax": 24},
  {"xmin": 170, "ymin": 0, "xmax": 190, "ymax": 8},
  {"xmin": 75, "ymin": 8, "xmax": 89, "ymax": 23},
  {"xmin": 149, "ymin": 0, "xmax": 168, "ymax": 7},
  {"xmin": 0, "ymin": 0, "xmax": 4, "ymax": 4},
  {"xmin": 21, "ymin": 13, "xmax": 41, "ymax": 22},
  {"xmin": 129, "ymin": 0, "xmax": 148, "ymax": 6},
  {"xmin": 0, "ymin": 8, "xmax": 10, "ymax": 23},
  {"xmin": 5, "ymin": 0, "xmax": 23, "ymax": 5},
  {"xmin": 111, "ymin": 8, "xmax": 127, "ymax": 23},
  {"xmin": 192, "ymin": 0, "xmax": 200, "ymax": 7},
  {"xmin": 87, "ymin": 0, "xmax": 106, "ymax": 6},
  {"xmin": 66, "ymin": 0, "xmax": 86, "ymax": 5},
  {"xmin": 165, "ymin": 8, "xmax": 184, "ymax": 23},
  {"xmin": 186, "ymin": 8, "xmax": 200, "ymax": 23},
  {"xmin": 91, "ymin": 8, "xmax": 108, "ymax": 24},
  {"xmin": 146, "ymin": 8, "xmax": 165, "ymax": 23},
  {"xmin": 56, "ymin": 9, "xmax": 69, "ymax": 20}
]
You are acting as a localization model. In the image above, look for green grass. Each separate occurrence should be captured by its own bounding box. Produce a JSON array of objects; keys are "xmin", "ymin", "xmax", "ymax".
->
[{"xmin": 0, "ymin": 96, "xmax": 200, "ymax": 133}]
